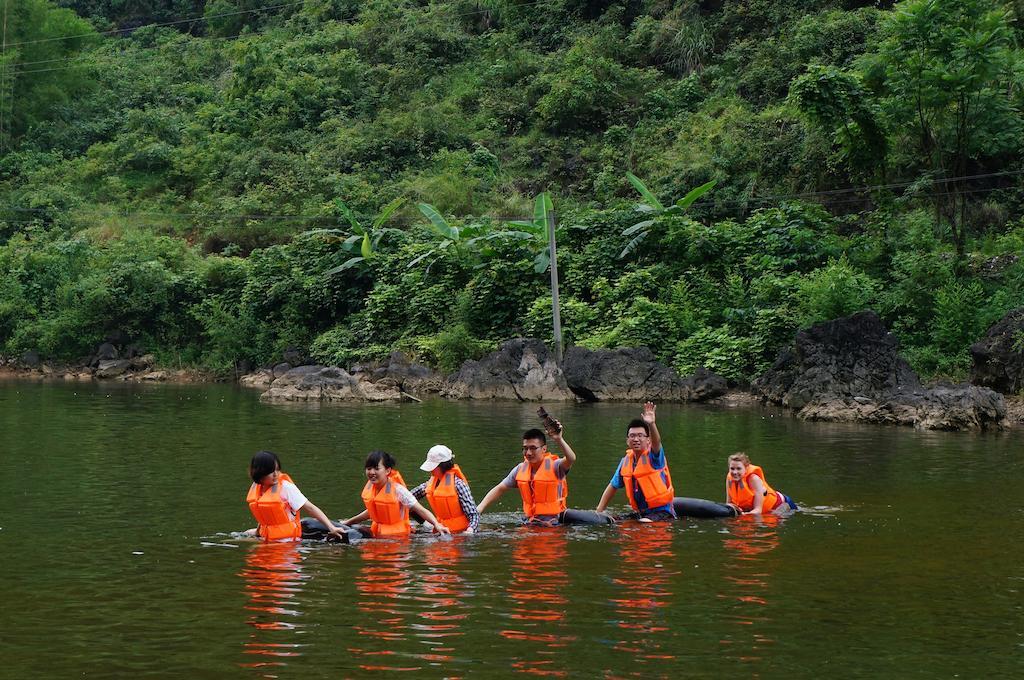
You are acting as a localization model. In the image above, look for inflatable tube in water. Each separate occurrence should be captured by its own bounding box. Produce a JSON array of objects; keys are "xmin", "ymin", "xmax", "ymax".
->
[
  {"xmin": 300, "ymin": 518, "xmax": 364, "ymax": 543},
  {"xmin": 672, "ymin": 497, "xmax": 739, "ymax": 519}
]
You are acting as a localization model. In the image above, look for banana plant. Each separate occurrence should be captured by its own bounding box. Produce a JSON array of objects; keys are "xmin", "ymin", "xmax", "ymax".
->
[
  {"xmin": 407, "ymin": 203, "xmax": 504, "ymax": 269},
  {"xmin": 505, "ymin": 192, "xmax": 558, "ymax": 273},
  {"xmin": 305, "ymin": 197, "xmax": 405, "ymax": 274},
  {"xmin": 620, "ymin": 173, "xmax": 716, "ymax": 259}
]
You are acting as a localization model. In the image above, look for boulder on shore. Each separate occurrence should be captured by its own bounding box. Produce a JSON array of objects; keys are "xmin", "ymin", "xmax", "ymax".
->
[
  {"xmin": 442, "ymin": 339, "xmax": 574, "ymax": 401},
  {"xmin": 562, "ymin": 346, "xmax": 727, "ymax": 402},
  {"xmin": 260, "ymin": 365, "xmax": 406, "ymax": 402},
  {"xmin": 970, "ymin": 307, "xmax": 1024, "ymax": 395},
  {"xmin": 752, "ymin": 311, "xmax": 1005, "ymax": 430}
]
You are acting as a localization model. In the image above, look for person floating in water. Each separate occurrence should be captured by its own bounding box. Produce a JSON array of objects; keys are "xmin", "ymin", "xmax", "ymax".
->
[
  {"xmin": 595, "ymin": 402, "xmax": 677, "ymax": 522},
  {"xmin": 408, "ymin": 444, "xmax": 480, "ymax": 534},
  {"xmin": 245, "ymin": 450, "xmax": 348, "ymax": 541},
  {"xmin": 725, "ymin": 452, "xmax": 797, "ymax": 516},
  {"xmin": 477, "ymin": 418, "xmax": 611, "ymax": 526},
  {"xmin": 341, "ymin": 450, "xmax": 452, "ymax": 537}
]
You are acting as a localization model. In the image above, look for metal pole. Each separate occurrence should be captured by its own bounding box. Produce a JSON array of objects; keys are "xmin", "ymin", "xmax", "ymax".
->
[{"xmin": 547, "ymin": 209, "xmax": 563, "ymax": 364}]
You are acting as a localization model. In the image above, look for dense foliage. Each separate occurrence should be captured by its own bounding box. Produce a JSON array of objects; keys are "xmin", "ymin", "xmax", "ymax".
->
[{"xmin": 2, "ymin": 0, "xmax": 1023, "ymax": 382}]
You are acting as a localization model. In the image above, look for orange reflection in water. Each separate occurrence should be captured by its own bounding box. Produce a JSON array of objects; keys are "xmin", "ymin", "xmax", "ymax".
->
[
  {"xmin": 348, "ymin": 538, "xmax": 420, "ymax": 673},
  {"xmin": 717, "ymin": 515, "xmax": 781, "ymax": 662},
  {"xmin": 238, "ymin": 541, "xmax": 308, "ymax": 675},
  {"xmin": 501, "ymin": 527, "xmax": 574, "ymax": 677},
  {"xmin": 605, "ymin": 523, "xmax": 679, "ymax": 676}
]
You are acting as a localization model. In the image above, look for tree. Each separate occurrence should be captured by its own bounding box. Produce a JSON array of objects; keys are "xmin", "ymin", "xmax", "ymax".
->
[
  {"xmin": 864, "ymin": 0, "xmax": 1023, "ymax": 256},
  {"xmin": 310, "ymin": 198, "xmax": 405, "ymax": 274}
]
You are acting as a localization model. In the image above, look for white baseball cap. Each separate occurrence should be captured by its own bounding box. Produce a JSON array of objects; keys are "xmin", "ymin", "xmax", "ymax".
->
[{"xmin": 420, "ymin": 444, "xmax": 454, "ymax": 471}]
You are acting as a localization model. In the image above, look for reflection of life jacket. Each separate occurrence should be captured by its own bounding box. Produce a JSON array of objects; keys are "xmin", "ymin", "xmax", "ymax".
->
[
  {"xmin": 361, "ymin": 471, "xmax": 411, "ymax": 537},
  {"xmin": 515, "ymin": 455, "xmax": 568, "ymax": 518},
  {"xmin": 620, "ymin": 449, "xmax": 675, "ymax": 511},
  {"xmin": 727, "ymin": 465, "xmax": 782, "ymax": 512},
  {"xmin": 426, "ymin": 464, "xmax": 471, "ymax": 532},
  {"xmin": 246, "ymin": 472, "xmax": 303, "ymax": 541}
]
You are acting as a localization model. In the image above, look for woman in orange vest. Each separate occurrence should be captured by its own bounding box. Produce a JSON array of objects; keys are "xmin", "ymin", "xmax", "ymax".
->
[
  {"xmin": 246, "ymin": 450, "xmax": 348, "ymax": 541},
  {"xmin": 725, "ymin": 452, "xmax": 798, "ymax": 516},
  {"xmin": 342, "ymin": 450, "xmax": 452, "ymax": 538},
  {"xmin": 409, "ymin": 444, "xmax": 480, "ymax": 533}
]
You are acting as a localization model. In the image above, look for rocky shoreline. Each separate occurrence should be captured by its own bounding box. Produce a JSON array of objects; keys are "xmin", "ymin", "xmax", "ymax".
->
[{"xmin": 3, "ymin": 308, "xmax": 1022, "ymax": 431}]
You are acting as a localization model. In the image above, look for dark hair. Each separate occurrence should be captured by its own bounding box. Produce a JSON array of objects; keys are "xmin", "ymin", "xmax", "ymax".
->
[
  {"xmin": 364, "ymin": 450, "xmax": 397, "ymax": 470},
  {"xmin": 522, "ymin": 428, "xmax": 547, "ymax": 443},
  {"xmin": 436, "ymin": 459, "xmax": 455, "ymax": 473},
  {"xmin": 626, "ymin": 419, "xmax": 650, "ymax": 435},
  {"xmin": 250, "ymin": 450, "xmax": 281, "ymax": 483}
]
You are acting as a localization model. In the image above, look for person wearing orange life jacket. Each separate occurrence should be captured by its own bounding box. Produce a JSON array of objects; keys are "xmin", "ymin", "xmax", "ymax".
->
[
  {"xmin": 477, "ymin": 420, "xmax": 612, "ymax": 526},
  {"xmin": 595, "ymin": 402, "xmax": 677, "ymax": 522},
  {"xmin": 726, "ymin": 452, "xmax": 798, "ymax": 516},
  {"xmin": 409, "ymin": 445, "xmax": 480, "ymax": 534},
  {"xmin": 246, "ymin": 450, "xmax": 349, "ymax": 542},
  {"xmin": 341, "ymin": 450, "xmax": 452, "ymax": 538}
]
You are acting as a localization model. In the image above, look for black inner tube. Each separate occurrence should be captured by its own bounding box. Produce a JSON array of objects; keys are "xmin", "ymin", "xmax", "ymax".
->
[{"xmin": 672, "ymin": 497, "xmax": 739, "ymax": 518}]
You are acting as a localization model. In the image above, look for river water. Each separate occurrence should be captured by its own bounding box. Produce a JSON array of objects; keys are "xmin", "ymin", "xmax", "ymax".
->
[{"xmin": 1, "ymin": 381, "xmax": 1020, "ymax": 678}]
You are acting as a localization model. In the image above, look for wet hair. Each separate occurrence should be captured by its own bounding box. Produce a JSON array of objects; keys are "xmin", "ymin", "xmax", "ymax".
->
[
  {"xmin": 250, "ymin": 450, "xmax": 281, "ymax": 483},
  {"xmin": 522, "ymin": 428, "xmax": 547, "ymax": 444},
  {"xmin": 365, "ymin": 450, "xmax": 397, "ymax": 470},
  {"xmin": 728, "ymin": 452, "xmax": 751, "ymax": 466},
  {"xmin": 626, "ymin": 419, "xmax": 650, "ymax": 435},
  {"xmin": 436, "ymin": 459, "xmax": 455, "ymax": 473}
]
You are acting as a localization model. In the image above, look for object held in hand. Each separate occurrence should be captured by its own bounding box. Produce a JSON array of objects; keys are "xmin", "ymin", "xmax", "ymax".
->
[{"xmin": 537, "ymin": 405, "xmax": 562, "ymax": 434}]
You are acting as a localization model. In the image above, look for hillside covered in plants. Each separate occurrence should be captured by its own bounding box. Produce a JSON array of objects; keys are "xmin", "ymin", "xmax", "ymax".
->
[{"xmin": 2, "ymin": 0, "xmax": 1023, "ymax": 381}]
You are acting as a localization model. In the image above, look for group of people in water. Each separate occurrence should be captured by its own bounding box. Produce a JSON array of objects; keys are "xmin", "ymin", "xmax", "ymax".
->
[{"xmin": 245, "ymin": 402, "xmax": 797, "ymax": 542}]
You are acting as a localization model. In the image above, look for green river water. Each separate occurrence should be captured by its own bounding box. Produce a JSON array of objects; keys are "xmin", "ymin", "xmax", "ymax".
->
[{"xmin": 1, "ymin": 380, "xmax": 1021, "ymax": 678}]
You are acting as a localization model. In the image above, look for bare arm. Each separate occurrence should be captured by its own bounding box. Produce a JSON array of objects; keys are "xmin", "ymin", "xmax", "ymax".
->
[
  {"xmin": 342, "ymin": 509, "xmax": 370, "ymax": 525},
  {"xmin": 549, "ymin": 422, "xmax": 576, "ymax": 472},
  {"xmin": 642, "ymin": 401, "xmax": 661, "ymax": 453},
  {"xmin": 411, "ymin": 501, "xmax": 451, "ymax": 534},
  {"xmin": 747, "ymin": 475, "xmax": 767, "ymax": 515},
  {"xmin": 301, "ymin": 501, "xmax": 347, "ymax": 540},
  {"xmin": 595, "ymin": 484, "xmax": 617, "ymax": 513},
  {"xmin": 476, "ymin": 483, "xmax": 508, "ymax": 514}
]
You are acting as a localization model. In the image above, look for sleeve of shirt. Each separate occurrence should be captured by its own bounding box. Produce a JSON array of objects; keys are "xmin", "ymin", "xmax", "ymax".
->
[
  {"xmin": 609, "ymin": 459, "xmax": 625, "ymax": 489},
  {"xmin": 455, "ymin": 479, "xmax": 480, "ymax": 532},
  {"xmin": 500, "ymin": 464, "xmax": 520, "ymax": 489},
  {"xmin": 279, "ymin": 480, "xmax": 308, "ymax": 514},
  {"xmin": 553, "ymin": 458, "xmax": 569, "ymax": 479},
  {"xmin": 395, "ymin": 485, "xmax": 417, "ymax": 508},
  {"xmin": 648, "ymin": 446, "xmax": 667, "ymax": 469},
  {"xmin": 409, "ymin": 482, "xmax": 427, "ymax": 499}
]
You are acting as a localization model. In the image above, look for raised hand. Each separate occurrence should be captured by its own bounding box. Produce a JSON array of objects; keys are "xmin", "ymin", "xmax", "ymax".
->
[{"xmin": 641, "ymin": 401, "xmax": 656, "ymax": 424}]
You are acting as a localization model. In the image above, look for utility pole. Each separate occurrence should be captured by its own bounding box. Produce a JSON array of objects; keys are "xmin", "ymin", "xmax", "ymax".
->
[{"xmin": 547, "ymin": 208, "xmax": 563, "ymax": 364}]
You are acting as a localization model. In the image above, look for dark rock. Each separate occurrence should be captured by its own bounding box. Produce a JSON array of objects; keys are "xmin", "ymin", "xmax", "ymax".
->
[
  {"xmin": 96, "ymin": 343, "xmax": 119, "ymax": 361},
  {"xmin": 970, "ymin": 308, "xmax": 1024, "ymax": 394},
  {"xmin": 753, "ymin": 311, "xmax": 1005, "ymax": 430},
  {"xmin": 235, "ymin": 359, "xmax": 253, "ymax": 376},
  {"xmin": 272, "ymin": 362, "xmax": 292, "ymax": 379},
  {"xmin": 95, "ymin": 359, "xmax": 133, "ymax": 379},
  {"xmin": 442, "ymin": 338, "xmax": 574, "ymax": 401},
  {"xmin": 124, "ymin": 344, "xmax": 144, "ymax": 359},
  {"xmin": 130, "ymin": 354, "xmax": 155, "ymax": 370},
  {"xmin": 19, "ymin": 350, "xmax": 40, "ymax": 368},
  {"xmin": 562, "ymin": 346, "xmax": 726, "ymax": 402},
  {"xmin": 282, "ymin": 346, "xmax": 305, "ymax": 366}
]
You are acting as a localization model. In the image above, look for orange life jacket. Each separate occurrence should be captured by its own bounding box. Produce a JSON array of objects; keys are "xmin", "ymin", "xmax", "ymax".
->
[
  {"xmin": 620, "ymin": 449, "xmax": 675, "ymax": 511},
  {"xmin": 515, "ymin": 454, "xmax": 568, "ymax": 518},
  {"xmin": 361, "ymin": 470, "xmax": 411, "ymax": 537},
  {"xmin": 246, "ymin": 472, "xmax": 303, "ymax": 541},
  {"xmin": 425, "ymin": 464, "xmax": 471, "ymax": 532},
  {"xmin": 726, "ymin": 464, "xmax": 782, "ymax": 512}
]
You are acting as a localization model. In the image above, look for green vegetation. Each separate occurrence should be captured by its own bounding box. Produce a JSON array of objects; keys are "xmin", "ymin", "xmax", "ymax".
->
[{"xmin": 2, "ymin": 0, "xmax": 1023, "ymax": 382}]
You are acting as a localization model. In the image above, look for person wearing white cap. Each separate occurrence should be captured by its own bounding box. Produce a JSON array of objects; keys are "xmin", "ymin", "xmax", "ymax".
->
[{"xmin": 409, "ymin": 445, "xmax": 479, "ymax": 534}]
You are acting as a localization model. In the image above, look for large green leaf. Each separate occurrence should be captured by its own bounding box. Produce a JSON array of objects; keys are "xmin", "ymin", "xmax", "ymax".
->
[
  {"xmin": 417, "ymin": 203, "xmax": 457, "ymax": 240},
  {"xmin": 676, "ymin": 180, "xmax": 717, "ymax": 210},
  {"xmin": 360, "ymin": 232, "xmax": 372, "ymax": 259},
  {"xmin": 625, "ymin": 173, "xmax": 665, "ymax": 212},
  {"xmin": 372, "ymin": 197, "xmax": 406, "ymax": 230}
]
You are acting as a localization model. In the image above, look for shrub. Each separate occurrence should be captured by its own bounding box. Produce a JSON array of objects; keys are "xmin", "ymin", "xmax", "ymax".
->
[{"xmin": 796, "ymin": 255, "xmax": 879, "ymax": 326}]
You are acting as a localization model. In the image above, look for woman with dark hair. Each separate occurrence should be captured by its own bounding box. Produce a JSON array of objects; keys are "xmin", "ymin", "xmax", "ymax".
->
[
  {"xmin": 342, "ymin": 451, "xmax": 452, "ymax": 537},
  {"xmin": 246, "ymin": 450, "xmax": 347, "ymax": 542}
]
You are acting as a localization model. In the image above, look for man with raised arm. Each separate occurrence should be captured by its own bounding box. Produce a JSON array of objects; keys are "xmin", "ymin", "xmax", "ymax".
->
[
  {"xmin": 477, "ymin": 418, "xmax": 611, "ymax": 527},
  {"xmin": 595, "ymin": 402, "xmax": 677, "ymax": 522}
]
